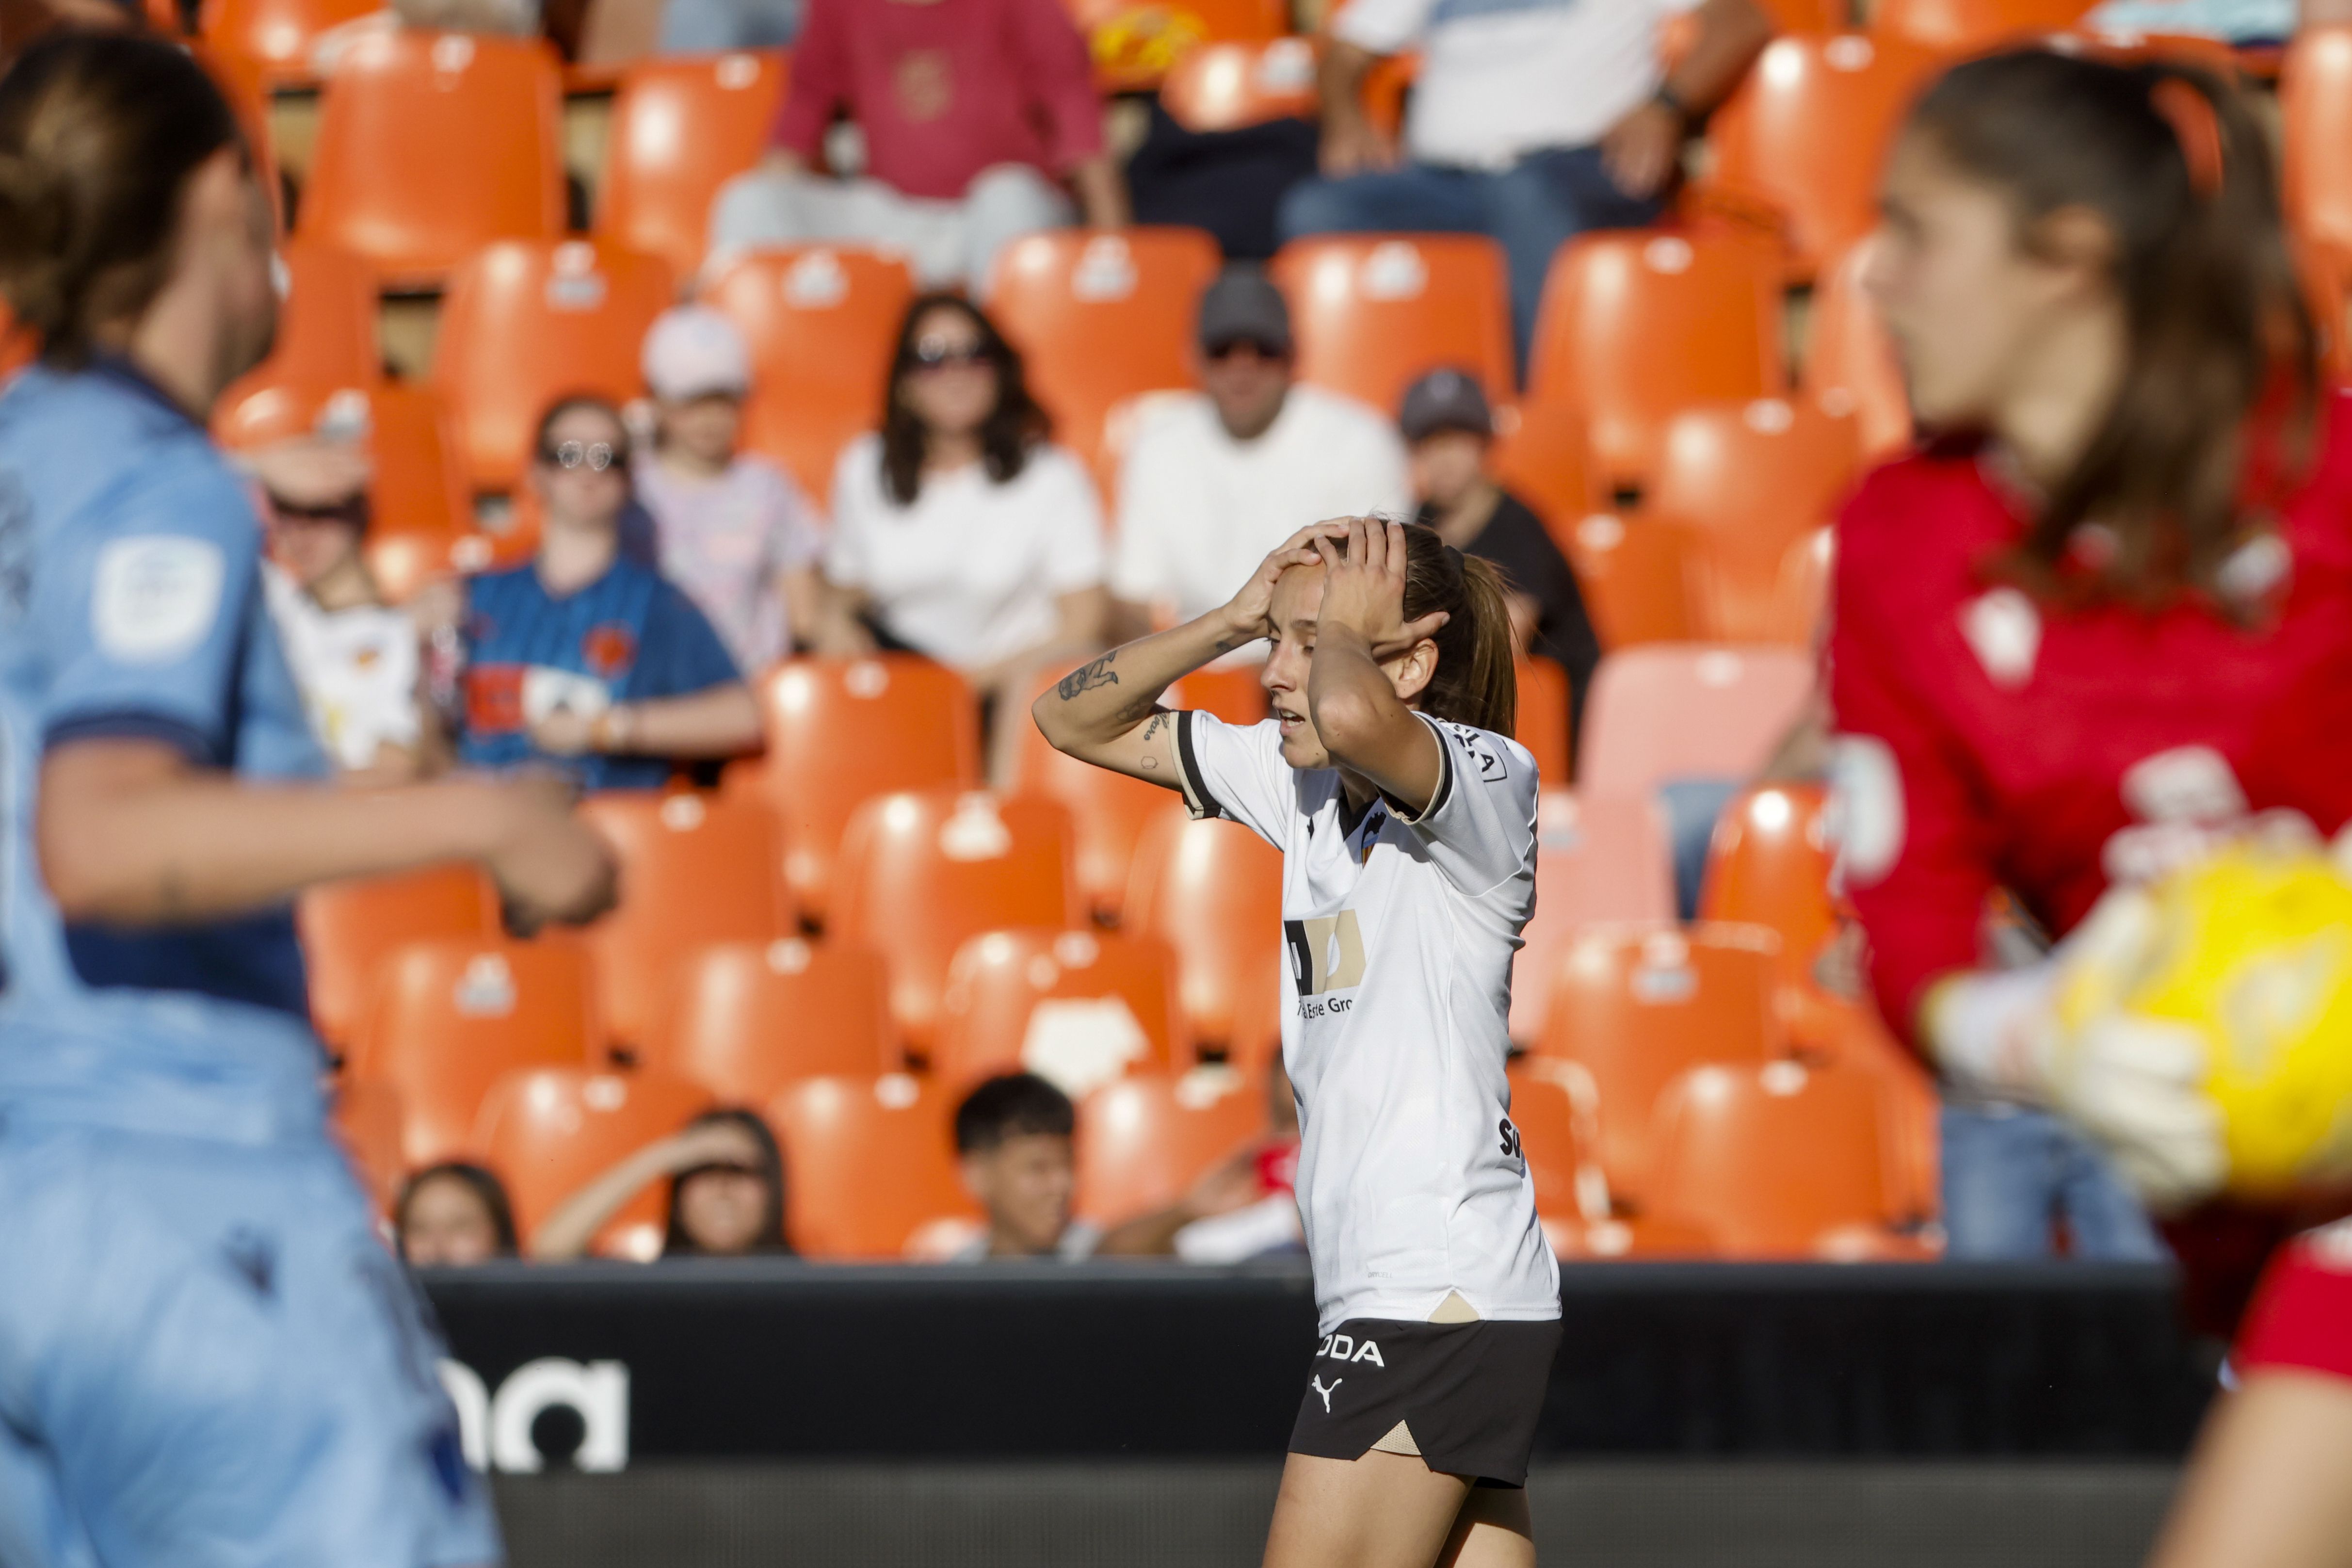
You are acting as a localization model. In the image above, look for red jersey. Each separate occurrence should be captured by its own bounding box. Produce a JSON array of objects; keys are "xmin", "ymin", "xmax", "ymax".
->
[
  {"xmin": 2237, "ymin": 1221, "xmax": 2352, "ymax": 1381},
  {"xmin": 1829, "ymin": 391, "xmax": 2352, "ymax": 1050}
]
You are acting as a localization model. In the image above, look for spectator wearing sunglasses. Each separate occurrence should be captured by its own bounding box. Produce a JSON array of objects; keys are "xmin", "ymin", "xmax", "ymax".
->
[
  {"xmin": 454, "ymin": 396, "xmax": 764, "ymax": 791},
  {"xmin": 815, "ymin": 295, "xmax": 1107, "ymax": 729},
  {"xmin": 1107, "ymin": 265, "xmax": 1409, "ymax": 644}
]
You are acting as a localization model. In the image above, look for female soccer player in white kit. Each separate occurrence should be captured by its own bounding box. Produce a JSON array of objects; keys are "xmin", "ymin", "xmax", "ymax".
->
[{"xmin": 1036, "ymin": 516, "xmax": 1561, "ymax": 1568}]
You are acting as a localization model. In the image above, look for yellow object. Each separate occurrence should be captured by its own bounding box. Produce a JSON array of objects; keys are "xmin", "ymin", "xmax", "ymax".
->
[{"xmin": 2054, "ymin": 844, "xmax": 2352, "ymax": 1198}]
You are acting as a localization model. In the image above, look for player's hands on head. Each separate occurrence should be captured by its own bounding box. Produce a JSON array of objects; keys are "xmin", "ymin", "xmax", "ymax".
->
[
  {"xmin": 485, "ymin": 773, "xmax": 619, "ymax": 936},
  {"xmin": 1312, "ymin": 516, "xmax": 1448, "ymax": 659},
  {"xmin": 1217, "ymin": 520, "xmax": 1348, "ymax": 647}
]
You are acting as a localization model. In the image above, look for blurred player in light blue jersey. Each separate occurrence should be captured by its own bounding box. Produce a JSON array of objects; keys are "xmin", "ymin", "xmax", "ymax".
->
[{"xmin": 0, "ymin": 33, "xmax": 617, "ymax": 1568}]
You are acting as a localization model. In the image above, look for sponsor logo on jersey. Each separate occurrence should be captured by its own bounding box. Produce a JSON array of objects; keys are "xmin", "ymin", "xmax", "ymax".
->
[{"xmin": 1286, "ymin": 910, "xmax": 1366, "ymax": 1018}]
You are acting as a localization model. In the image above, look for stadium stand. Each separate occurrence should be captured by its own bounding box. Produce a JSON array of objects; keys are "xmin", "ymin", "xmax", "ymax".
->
[
  {"xmin": 651, "ymin": 938, "xmax": 898, "ymax": 1097},
  {"xmin": 1508, "ymin": 791, "xmax": 1676, "ymax": 1045},
  {"xmin": 1157, "ymin": 34, "xmax": 1320, "ymax": 131},
  {"xmin": 933, "ymin": 928, "xmax": 1184, "ymax": 1092},
  {"xmin": 597, "ymin": 50, "xmax": 789, "ymax": 282},
  {"xmin": 1490, "ymin": 395, "xmax": 1603, "ymax": 528},
  {"xmin": 1067, "ymin": 0, "xmax": 1287, "ymax": 92},
  {"xmin": 476, "ymin": 1065, "xmax": 718, "ymax": 1258},
  {"xmin": 1011, "ymin": 669, "xmax": 1181, "ymax": 921},
  {"xmin": 1576, "ymin": 644, "xmax": 1815, "ymax": 801},
  {"xmin": 1073, "ymin": 1068, "xmax": 1262, "ymax": 1221},
  {"xmin": 2283, "ymin": 27, "xmax": 2352, "ymax": 284},
  {"xmin": 197, "ymin": 0, "xmax": 380, "ymax": 83},
  {"xmin": 1124, "ymin": 806, "xmax": 1284, "ymax": 1070},
  {"xmin": 1804, "ymin": 239, "xmax": 1917, "ymax": 458},
  {"xmin": 330, "ymin": 1074, "xmax": 411, "ymax": 1215},
  {"xmin": 1270, "ymin": 234, "xmax": 1515, "ymax": 416},
  {"xmin": 1511, "ymin": 655, "xmax": 1573, "ymax": 783},
  {"xmin": 767, "ymin": 1073, "xmax": 979, "ymax": 1257},
  {"xmin": 1554, "ymin": 513, "xmax": 1693, "ymax": 646},
  {"xmin": 1872, "ymin": 0, "xmax": 2094, "ymax": 51},
  {"xmin": 297, "ymin": 863, "xmax": 502, "ymax": 1048}
]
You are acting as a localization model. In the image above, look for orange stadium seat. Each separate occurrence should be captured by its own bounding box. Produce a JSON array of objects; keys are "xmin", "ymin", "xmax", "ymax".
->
[
  {"xmin": 702, "ymin": 245, "xmax": 918, "ymax": 501},
  {"xmin": 1508, "ymin": 791, "xmax": 1675, "ymax": 1045},
  {"xmin": 1807, "ymin": 1004, "xmax": 1943, "ymax": 1225},
  {"xmin": 1074, "ymin": 1069, "xmax": 1263, "ymax": 1221},
  {"xmin": 300, "ymin": 31, "xmax": 566, "ymax": 285},
  {"xmin": 1647, "ymin": 1059, "xmax": 1925, "ymax": 1257},
  {"xmin": 1491, "ymin": 398, "xmax": 1600, "ymax": 525},
  {"xmin": 1578, "ymin": 645, "xmax": 1815, "ymax": 802},
  {"xmin": 1512, "ymin": 656, "xmax": 1573, "ymax": 785},
  {"xmin": 767, "ymin": 1073, "xmax": 977, "ymax": 1257},
  {"xmin": 1700, "ymin": 782, "xmax": 1835, "ymax": 993},
  {"xmin": 476, "ymin": 1066, "xmax": 716, "ymax": 1259},
  {"xmin": 1529, "ymin": 230, "xmax": 1786, "ymax": 489},
  {"xmin": 1507, "ymin": 1056, "xmax": 1605, "ymax": 1224},
  {"xmin": 1067, "ymin": 0, "xmax": 1287, "ymax": 91},
  {"xmin": 1, "ymin": 304, "xmax": 32, "ymax": 381},
  {"xmin": 652, "ymin": 937, "xmax": 897, "ymax": 1097},
  {"xmin": 331, "ymin": 1075, "xmax": 409, "ymax": 1215},
  {"xmin": 1532, "ymin": 922, "xmax": 1781, "ymax": 1202},
  {"xmin": 577, "ymin": 792, "xmax": 792, "ymax": 1052},
  {"xmin": 2284, "ymin": 28, "xmax": 2352, "ymax": 281},
  {"xmin": 1273, "ymin": 235, "xmax": 1515, "ymax": 415},
  {"xmin": 1804, "ymin": 240, "xmax": 1915, "ymax": 460},
  {"xmin": 985, "ymin": 227, "xmax": 1223, "ymax": 465},
  {"xmin": 1160, "ymin": 35, "xmax": 1320, "ymax": 131},
  {"xmin": 833, "ymin": 791, "xmax": 1079, "ymax": 1053},
  {"xmin": 599, "ymin": 50, "xmax": 789, "ymax": 282},
  {"xmin": 430, "ymin": 238, "xmax": 675, "ymax": 494},
  {"xmin": 739, "ymin": 655, "xmax": 982, "ymax": 919},
  {"xmin": 934, "ymin": 928, "xmax": 1184, "ymax": 1092},
  {"xmin": 298, "ymin": 863, "xmax": 501, "ymax": 1047},
  {"xmin": 1874, "ymin": 0, "xmax": 2093, "ymax": 50},
  {"xmin": 351, "ymin": 937, "xmax": 603, "ymax": 1167},
  {"xmin": 1555, "ymin": 513, "xmax": 1692, "ymax": 647},
  {"xmin": 1647, "ymin": 398, "xmax": 1861, "ymax": 642},
  {"xmin": 199, "ymin": 0, "xmax": 381, "ymax": 83},
  {"xmin": 1013, "ymin": 669, "xmax": 1179, "ymax": 921},
  {"xmin": 1173, "ymin": 663, "xmax": 1271, "ymax": 725},
  {"xmin": 1124, "ymin": 806, "xmax": 1284, "ymax": 1068},
  {"xmin": 1700, "ymin": 33, "xmax": 1950, "ymax": 283},
  {"xmin": 1760, "ymin": 526, "xmax": 1836, "ymax": 648},
  {"xmin": 222, "ymin": 242, "xmax": 380, "ymax": 399}
]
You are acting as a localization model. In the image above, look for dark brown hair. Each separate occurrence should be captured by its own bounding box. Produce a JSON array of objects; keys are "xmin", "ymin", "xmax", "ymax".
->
[
  {"xmin": 662, "ymin": 1108, "xmax": 793, "ymax": 1257},
  {"xmin": 1907, "ymin": 48, "xmax": 2318, "ymax": 608},
  {"xmin": 878, "ymin": 293, "xmax": 1049, "ymax": 507},
  {"xmin": 395, "ymin": 1162, "xmax": 521, "ymax": 1261},
  {"xmin": 1333, "ymin": 520, "xmax": 1517, "ymax": 736},
  {"xmin": 0, "ymin": 32, "xmax": 245, "ymax": 367}
]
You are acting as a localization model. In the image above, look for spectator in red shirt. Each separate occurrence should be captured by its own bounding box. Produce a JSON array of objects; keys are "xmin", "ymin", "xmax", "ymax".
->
[{"xmin": 707, "ymin": 0, "xmax": 1128, "ymax": 291}]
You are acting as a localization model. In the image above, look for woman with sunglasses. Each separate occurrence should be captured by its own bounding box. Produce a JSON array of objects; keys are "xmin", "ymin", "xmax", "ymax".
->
[
  {"xmin": 816, "ymin": 294, "xmax": 1108, "ymax": 747},
  {"xmin": 454, "ymin": 395, "xmax": 764, "ymax": 789}
]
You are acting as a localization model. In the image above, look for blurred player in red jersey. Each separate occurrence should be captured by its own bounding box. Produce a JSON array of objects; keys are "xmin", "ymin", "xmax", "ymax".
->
[{"xmin": 1832, "ymin": 47, "xmax": 2352, "ymax": 1568}]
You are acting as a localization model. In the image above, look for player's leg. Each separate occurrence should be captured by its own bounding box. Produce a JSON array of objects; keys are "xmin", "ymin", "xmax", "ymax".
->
[
  {"xmin": 2145, "ymin": 1370, "xmax": 2352, "ymax": 1568},
  {"xmin": 1436, "ymin": 1484, "xmax": 1536, "ymax": 1568},
  {"xmin": 1260, "ymin": 1449, "xmax": 1473, "ymax": 1568}
]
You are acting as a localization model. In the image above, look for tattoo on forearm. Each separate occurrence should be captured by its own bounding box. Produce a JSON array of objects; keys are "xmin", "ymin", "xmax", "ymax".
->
[{"xmin": 1056, "ymin": 652, "xmax": 1118, "ymax": 701}]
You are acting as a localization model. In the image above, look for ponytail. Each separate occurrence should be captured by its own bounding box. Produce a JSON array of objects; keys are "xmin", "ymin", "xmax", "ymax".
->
[{"xmin": 1392, "ymin": 523, "xmax": 1516, "ymax": 736}]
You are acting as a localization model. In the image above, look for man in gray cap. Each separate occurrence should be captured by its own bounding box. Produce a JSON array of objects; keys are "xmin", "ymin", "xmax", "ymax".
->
[{"xmin": 1109, "ymin": 264, "xmax": 1409, "ymax": 641}]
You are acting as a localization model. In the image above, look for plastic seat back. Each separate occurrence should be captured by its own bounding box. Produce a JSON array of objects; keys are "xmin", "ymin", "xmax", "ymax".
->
[
  {"xmin": 302, "ymin": 31, "xmax": 565, "ymax": 284},
  {"xmin": 743, "ymin": 655, "xmax": 982, "ymax": 919},
  {"xmin": 1492, "ymin": 398, "xmax": 1599, "ymax": 525},
  {"xmin": 651, "ymin": 938, "xmax": 896, "ymax": 1098},
  {"xmin": 600, "ymin": 50, "xmax": 789, "ymax": 281},
  {"xmin": 2285, "ymin": 28, "xmax": 2352, "ymax": 278},
  {"xmin": 834, "ymin": 791, "xmax": 1079, "ymax": 1052},
  {"xmin": 1578, "ymin": 644, "xmax": 1815, "ymax": 801},
  {"xmin": 1068, "ymin": 0, "xmax": 1287, "ymax": 90},
  {"xmin": 1702, "ymin": 33, "xmax": 1949, "ymax": 282},
  {"xmin": 1557, "ymin": 513, "xmax": 1691, "ymax": 647},
  {"xmin": 1647, "ymin": 398, "xmax": 1861, "ymax": 642},
  {"xmin": 703, "ymin": 246, "xmax": 917, "ymax": 501},
  {"xmin": 0, "ymin": 304, "xmax": 31, "ymax": 382},
  {"xmin": 1273, "ymin": 235, "xmax": 1515, "ymax": 416},
  {"xmin": 767, "ymin": 1073, "xmax": 977, "ymax": 1257},
  {"xmin": 1160, "ymin": 35, "xmax": 1319, "ymax": 131},
  {"xmin": 1124, "ymin": 805, "xmax": 1284, "ymax": 1068},
  {"xmin": 332, "ymin": 1076, "xmax": 409, "ymax": 1216},
  {"xmin": 220, "ymin": 241, "xmax": 379, "ymax": 401},
  {"xmin": 1509, "ymin": 792, "xmax": 1675, "ymax": 1045},
  {"xmin": 1512, "ymin": 656, "xmax": 1572, "ymax": 787},
  {"xmin": 1874, "ymin": 0, "xmax": 2092, "ymax": 49},
  {"xmin": 1533, "ymin": 922, "xmax": 1780, "ymax": 1200},
  {"xmin": 1013, "ymin": 666, "xmax": 1185, "ymax": 921},
  {"xmin": 1700, "ymin": 782, "xmax": 1835, "ymax": 992},
  {"xmin": 476, "ymin": 1066, "xmax": 716, "ymax": 1258},
  {"xmin": 577, "ymin": 792, "xmax": 792, "ymax": 1051},
  {"xmin": 1507, "ymin": 1055, "xmax": 1605, "ymax": 1222},
  {"xmin": 353, "ymin": 936, "xmax": 602, "ymax": 1167},
  {"xmin": 1647, "ymin": 1059, "xmax": 1899, "ymax": 1256},
  {"xmin": 431, "ymin": 238, "xmax": 675, "ymax": 494},
  {"xmin": 1529, "ymin": 230, "xmax": 1786, "ymax": 489},
  {"xmin": 1074, "ymin": 1069, "xmax": 1263, "ymax": 1221},
  {"xmin": 985, "ymin": 227, "xmax": 1223, "ymax": 465},
  {"xmin": 1804, "ymin": 240, "xmax": 1915, "ymax": 460},
  {"xmin": 199, "ymin": 0, "xmax": 382, "ymax": 82},
  {"xmin": 1173, "ymin": 664, "xmax": 1271, "ymax": 725},
  {"xmin": 935, "ymin": 928, "xmax": 1182, "ymax": 1094},
  {"xmin": 299, "ymin": 863, "xmax": 501, "ymax": 1047}
]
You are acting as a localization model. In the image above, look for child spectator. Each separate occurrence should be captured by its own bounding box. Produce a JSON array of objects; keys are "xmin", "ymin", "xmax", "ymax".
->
[
  {"xmin": 396, "ymin": 1163, "xmax": 520, "ymax": 1267},
  {"xmin": 455, "ymin": 396, "xmax": 764, "ymax": 790},
  {"xmin": 1400, "ymin": 367, "xmax": 1599, "ymax": 751},
  {"xmin": 531, "ymin": 1108, "xmax": 794, "ymax": 1260},
  {"xmin": 635, "ymin": 306, "xmax": 825, "ymax": 679},
  {"xmin": 950, "ymin": 1072, "xmax": 1100, "ymax": 1261},
  {"xmin": 815, "ymin": 295, "xmax": 1106, "ymax": 714}
]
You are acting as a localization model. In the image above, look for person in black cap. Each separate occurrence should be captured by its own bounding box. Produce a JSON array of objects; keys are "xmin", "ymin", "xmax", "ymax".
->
[
  {"xmin": 1110, "ymin": 263, "xmax": 1409, "ymax": 641},
  {"xmin": 1401, "ymin": 367, "xmax": 1599, "ymax": 753}
]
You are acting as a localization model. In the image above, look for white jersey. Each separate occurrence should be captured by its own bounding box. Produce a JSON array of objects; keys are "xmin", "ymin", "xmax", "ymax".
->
[
  {"xmin": 262, "ymin": 566, "xmax": 422, "ymax": 772},
  {"xmin": 1174, "ymin": 710, "xmax": 1560, "ymax": 1332}
]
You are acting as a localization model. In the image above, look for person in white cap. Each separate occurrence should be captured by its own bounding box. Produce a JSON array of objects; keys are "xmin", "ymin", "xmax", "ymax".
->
[{"xmin": 636, "ymin": 305, "xmax": 826, "ymax": 679}]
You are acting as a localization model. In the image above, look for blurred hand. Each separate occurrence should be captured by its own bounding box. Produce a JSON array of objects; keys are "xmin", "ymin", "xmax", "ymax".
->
[
  {"xmin": 246, "ymin": 436, "xmax": 372, "ymax": 512},
  {"xmin": 2047, "ymin": 1014, "xmax": 2226, "ymax": 1213},
  {"xmin": 1180, "ymin": 1148, "xmax": 1267, "ymax": 1222},
  {"xmin": 664, "ymin": 1120, "xmax": 767, "ymax": 1174},
  {"xmin": 1600, "ymin": 99, "xmax": 1685, "ymax": 199},
  {"xmin": 484, "ymin": 775, "xmax": 617, "ymax": 933},
  {"xmin": 1319, "ymin": 115, "xmax": 1397, "ymax": 178},
  {"xmin": 528, "ymin": 708, "xmax": 597, "ymax": 758}
]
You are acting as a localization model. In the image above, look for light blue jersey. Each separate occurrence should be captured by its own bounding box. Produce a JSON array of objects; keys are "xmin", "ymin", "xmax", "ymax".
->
[{"xmin": 0, "ymin": 359, "xmax": 499, "ymax": 1568}]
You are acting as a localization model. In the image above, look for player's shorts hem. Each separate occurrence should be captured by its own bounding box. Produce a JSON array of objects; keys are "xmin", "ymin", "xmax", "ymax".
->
[{"xmin": 1287, "ymin": 1317, "xmax": 1561, "ymax": 1487}]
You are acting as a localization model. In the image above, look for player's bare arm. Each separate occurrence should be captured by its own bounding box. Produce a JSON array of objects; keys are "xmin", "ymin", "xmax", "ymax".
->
[
  {"xmin": 1305, "ymin": 517, "xmax": 1451, "ymax": 814},
  {"xmin": 1032, "ymin": 520, "xmax": 1343, "ymax": 785}
]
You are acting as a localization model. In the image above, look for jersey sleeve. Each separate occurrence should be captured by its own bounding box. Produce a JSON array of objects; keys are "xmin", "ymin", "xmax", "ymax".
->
[
  {"xmin": 636, "ymin": 582, "xmax": 746, "ymax": 697},
  {"xmin": 1828, "ymin": 479, "xmax": 1999, "ymax": 1053},
  {"xmin": 1392, "ymin": 713, "xmax": 1538, "ymax": 894},
  {"xmin": 1173, "ymin": 710, "xmax": 1293, "ymax": 849},
  {"xmin": 36, "ymin": 458, "xmax": 263, "ymax": 766}
]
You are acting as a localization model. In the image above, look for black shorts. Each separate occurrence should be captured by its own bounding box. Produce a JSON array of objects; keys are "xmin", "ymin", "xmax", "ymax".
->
[{"xmin": 1287, "ymin": 1317, "xmax": 1562, "ymax": 1487}]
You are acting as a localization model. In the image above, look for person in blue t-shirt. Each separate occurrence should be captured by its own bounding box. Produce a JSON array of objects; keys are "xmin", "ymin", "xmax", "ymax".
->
[
  {"xmin": 0, "ymin": 33, "xmax": 616, "ymax": 1568},
  {"xmin": 456, "ymin": 396, "xmax": 764, "ymax": 790}
]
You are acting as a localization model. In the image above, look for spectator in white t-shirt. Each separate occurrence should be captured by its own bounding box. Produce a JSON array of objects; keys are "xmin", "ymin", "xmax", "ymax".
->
[
  {"xmin": 634, "ymin": 306, "xmax": 825, "ymax": 679},
  {"xmin": 816, "ymin": 293, "xmax": 1107, "ymax": 710},
  {"xmin": 1279, "ymin": 0, "xmax": 1772, "ymax": 369},
  {"xmin": 1109, "ymin": 265, "xmax": 1409, "ymax": 641}
]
